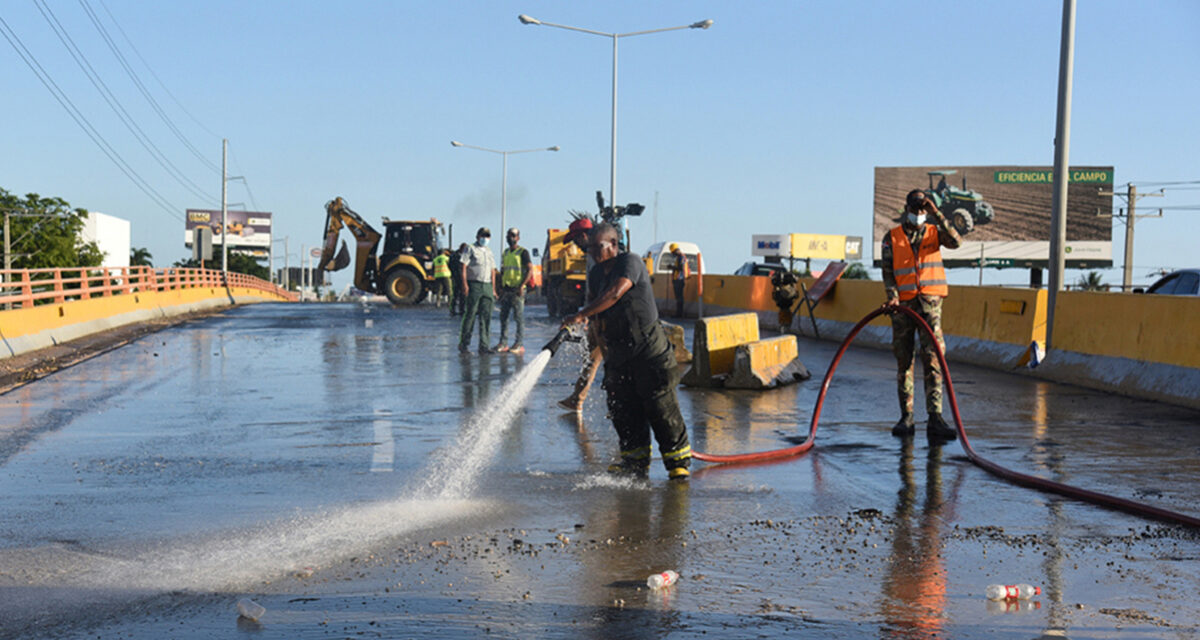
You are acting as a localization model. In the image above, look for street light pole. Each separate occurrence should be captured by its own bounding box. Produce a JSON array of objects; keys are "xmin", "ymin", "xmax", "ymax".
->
[
  {"xmin": 519, "ymin": 14, "xmax": 712, "ymax": 239},
  {"xmin": 450, "ymin": 141, "xmax": 559, "ymax": 234},
  {"xmin": 1046, "ymin": 0, "xmax": 1076, "ymax": 351}
]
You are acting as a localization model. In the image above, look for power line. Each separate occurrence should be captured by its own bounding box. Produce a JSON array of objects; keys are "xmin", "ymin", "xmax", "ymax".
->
[
  {"xmin": 227, "ymin": 143, "xmax": 262, "ymax": 211},
  {"xmin": 35, "ymin": 0, "xmax": 216, "ymax": 206},
  {"xmin": 83, "ymin": 0, "xmax": 221, "ymax": 175},
  {"xmin": 1128, "ymin": 180, "xmax": 1200, "ymax": 187},
  {"xmin": 0, "ymin": 15, "xmax": 182, "ymax": 219},
  {"xmin": 97, "ymin": 0, "xmax": 224, "ymax": 146}
]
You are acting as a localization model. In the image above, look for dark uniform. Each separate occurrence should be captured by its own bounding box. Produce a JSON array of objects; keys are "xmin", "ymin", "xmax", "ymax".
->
[
  {"xmin": 589, "ymin": 252, "xmax": 691, "ymax": 477},
  {"xmin": 881, "ymin": 209, "xmax": 961, "ymax": 435},
  {"xmin": 448, "ymin": 247, "xmax": 466, "ymax": 316}
]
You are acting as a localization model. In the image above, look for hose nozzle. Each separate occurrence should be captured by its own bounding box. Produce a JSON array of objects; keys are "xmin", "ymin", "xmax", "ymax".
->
[{"xmin": 542, "ymin": 327, "xmax": 582, "ymax": 357}]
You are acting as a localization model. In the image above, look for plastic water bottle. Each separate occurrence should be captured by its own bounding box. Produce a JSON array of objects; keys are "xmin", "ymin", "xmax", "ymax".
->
[
  {"xmin": 647, "ymin": 570, "xmax": 678, "ymax": 590},
  {"xmin": 236, "ymin": 598, "xmax": 266, "ymax": 621},
  {"xmin": 985, "ymin": 584, "xmax": 1040, "ymax": 600}
]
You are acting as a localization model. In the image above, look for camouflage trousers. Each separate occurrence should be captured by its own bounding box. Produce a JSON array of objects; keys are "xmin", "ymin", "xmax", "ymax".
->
[{"xmin": 891, "ymin": 295, "xmax": 946, "ymax": 416}]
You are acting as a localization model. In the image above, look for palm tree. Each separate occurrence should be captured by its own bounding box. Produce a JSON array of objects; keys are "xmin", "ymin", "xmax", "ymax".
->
[
  {"xmin": 1076, "ymin": 271, "xmax": 1105, "ymax": 291},
  {"xmin": 130, "ymin": 247, "xmax": 153, "ymax": 267}
]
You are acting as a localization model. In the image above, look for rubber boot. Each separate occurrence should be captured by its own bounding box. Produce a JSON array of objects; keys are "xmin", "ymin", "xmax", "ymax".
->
[
  {"xmin": 891, "ymin": 413, "xmax": 916, "ymax": 437},
  {"xmin": 927, "ymin": 412, "xmax": 957, "ymax": 442}
]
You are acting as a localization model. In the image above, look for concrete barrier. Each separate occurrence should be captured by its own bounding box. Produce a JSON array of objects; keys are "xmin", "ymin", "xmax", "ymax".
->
[
  {"xmin": 660, "ymin": 321, "xmax": 692, "ymax": 364},
  {"xmin": 726, "ymin": 334, "xmax": 811, "ymax": 390},
  {"xmin": 681, "ymin": 312, "xmax": 808, "ymax": 390},
  {"xmin": 0, "ymin": 286, "xmax": 290, "ymax": 359},
  {"xmin": 654, "ymin": 273, "xmax": 1200, "ymax": 408},
  {"xmin": 681, "ymin": 312, "xmax": 760, "ymax": 387}
]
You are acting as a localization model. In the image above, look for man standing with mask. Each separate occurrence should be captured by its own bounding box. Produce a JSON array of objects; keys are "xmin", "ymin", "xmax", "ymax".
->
[
  {"xmin": 882, "ymin": 190, "xmax": 962, "ymax": 441},
  {"xmin": 495, "ymin": 228, "xmax": 533, "ymax": 355},
  {"xmin": 458, "ymin": 228, "xmax": 498, "ymax": 354},
  {"xmin": 563, "ymin": 222, "xmax": 692, "ymax": 480}
]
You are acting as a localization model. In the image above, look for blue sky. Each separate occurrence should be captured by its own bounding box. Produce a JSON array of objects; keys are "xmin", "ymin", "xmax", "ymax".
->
[{"xmin": 2, "ymin": 0, "xmax": 1197, "ymax": 289}]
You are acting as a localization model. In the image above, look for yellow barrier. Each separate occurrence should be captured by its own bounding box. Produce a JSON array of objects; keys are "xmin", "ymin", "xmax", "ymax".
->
[
  {"xmin": 680, "ymin": 312, "xmax": 759, "ymax": 386},
  {"xmin": 0, "ymin": 267, "xmax": 294, "ymax": 359},
  {"xmin": 654, "ymin": 271, "xmax": 1200, "ymax": 407},
  {"xmin": 1052, "ymin": 291, "xmax": 1200, "ymax": 369},
  {"xmin": 726, "ymin": 334, "xmax": 810, "ymax": 389}
]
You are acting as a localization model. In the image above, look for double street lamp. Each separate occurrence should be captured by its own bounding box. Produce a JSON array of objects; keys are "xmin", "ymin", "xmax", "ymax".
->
[
  {"xmin": 518, "ymin": 14, "xmax": 713, "ymax": 237},
  {"xmin": 450, "ymin": 141, "xmax": 560, "ymax": 236}
]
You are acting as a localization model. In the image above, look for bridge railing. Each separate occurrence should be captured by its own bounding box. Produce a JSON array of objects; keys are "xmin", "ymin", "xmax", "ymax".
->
[{"xmin": 0, "ymin": 266, "xmax": 297, "ymax": 308}]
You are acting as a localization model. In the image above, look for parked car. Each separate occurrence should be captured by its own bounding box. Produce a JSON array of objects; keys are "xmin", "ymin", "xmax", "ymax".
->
[
  {"xmin": 733, "ymin": 261, "xmax": 789, "ymax": 278},
  {"xmin": 1140, "ymin": 269, "xmax": 1200, "ymax": 295}
]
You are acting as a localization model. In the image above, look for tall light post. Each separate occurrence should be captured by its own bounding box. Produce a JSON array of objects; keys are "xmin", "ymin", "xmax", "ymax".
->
[
  {"xmin": 450, "ymin": 141, "xmax": 559, "ymax": 234},
  {"xmin": 518, "ymin": 14, "xmax": 712, "ymax": 239}
]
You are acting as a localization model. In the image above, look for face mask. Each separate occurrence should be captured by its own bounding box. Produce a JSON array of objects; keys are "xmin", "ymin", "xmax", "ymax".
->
[
  {"xmin": 904, "ymin": 212, "xmax": 925, "ymax": 227},
  {"xmin": 478, "ymin": 237, "xmax": 489, "ymax": 247}
]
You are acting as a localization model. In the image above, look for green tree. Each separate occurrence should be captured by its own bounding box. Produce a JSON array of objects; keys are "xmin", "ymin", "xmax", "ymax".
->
[
  {"xmin": 0, "ymin": 189, "xmax": 103, "ymax": 269},
  {"xmin": 1076, "ymin": 271, "xmax": 1106, "ymax": 291},
  {"xmin": 174, "ymin": 252, "xmax": 269, "ymax": 280},
  {"xmin": 130, "ymin": 247, "xmax": 154, "ymax": 267},
  {"xmin": 843, "ymin": 262, "xmax": 871, "ymax": 280}
]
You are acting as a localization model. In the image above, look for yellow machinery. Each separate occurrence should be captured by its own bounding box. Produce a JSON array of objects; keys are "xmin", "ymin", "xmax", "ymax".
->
[{"xmin": 317, "ymin": 197, "xmax": 443, "ymax": 304}]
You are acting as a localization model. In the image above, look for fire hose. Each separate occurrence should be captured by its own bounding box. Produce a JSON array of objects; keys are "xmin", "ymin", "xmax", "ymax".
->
[{"xmin": 691, "ymin": 305, "xmax": 1200, "ymax": 530}]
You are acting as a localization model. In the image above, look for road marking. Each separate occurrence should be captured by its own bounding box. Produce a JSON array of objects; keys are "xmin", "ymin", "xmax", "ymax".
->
[{"xmin": 371, "ymin": 408, "xmax": 394, "ymax": 473}]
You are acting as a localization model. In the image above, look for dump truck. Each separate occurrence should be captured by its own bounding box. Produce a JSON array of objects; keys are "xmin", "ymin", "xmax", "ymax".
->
[
  {"xmin": 316, "ymin": 196, "xmax": 444, "ymax": 305},
  {"xmin": 542, "ymin": 227, "xmax": 588, "ymax": 316}
]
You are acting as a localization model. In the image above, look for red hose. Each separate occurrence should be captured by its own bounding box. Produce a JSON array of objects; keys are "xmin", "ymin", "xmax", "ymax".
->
[{"xmin": 692, "ymin": 305, "xmax": 1200, "ymax": 529}]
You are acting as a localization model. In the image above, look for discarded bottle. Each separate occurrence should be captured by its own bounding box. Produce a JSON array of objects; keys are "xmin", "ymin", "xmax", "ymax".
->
[
  {"xmin": 987, "ymin": 598, "xmax": 1042, "ymax": 614},
  {"xmin": 985, "ymin": 584, "xmax": 1040, "ymax": 600},
  {"xmin": 647, "ymin": 570, "xmax": 679, "ymax": 590},
  {"xmin": 236, "ymin": 598, "xmax": 266, "ymax": 621}
]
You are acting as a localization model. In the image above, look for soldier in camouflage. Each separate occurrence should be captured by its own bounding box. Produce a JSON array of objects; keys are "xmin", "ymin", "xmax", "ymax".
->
[{"xmin": 881, "ymin": 190, "xmax": 962, "ymax": 441}]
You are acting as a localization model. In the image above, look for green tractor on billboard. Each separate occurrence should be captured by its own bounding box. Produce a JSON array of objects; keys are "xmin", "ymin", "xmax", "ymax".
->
[{"xmin": 925, "ymin": 170, "xmax": 994, "ymax": 235}]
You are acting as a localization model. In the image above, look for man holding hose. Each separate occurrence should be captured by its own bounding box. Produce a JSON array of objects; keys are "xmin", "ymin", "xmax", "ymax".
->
[
  {"xmin": 882, "ymin": 189, "xmax": 961, "ymax": 442},
  {"xmin": 562, "ymin": 222, "xmax": 692, "ymax": 480}
]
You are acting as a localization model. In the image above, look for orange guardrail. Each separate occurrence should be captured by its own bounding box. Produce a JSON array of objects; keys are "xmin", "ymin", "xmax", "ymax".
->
[{"xmin": 0, "ymin": 266, "xmax": 297, "ymax": 308}]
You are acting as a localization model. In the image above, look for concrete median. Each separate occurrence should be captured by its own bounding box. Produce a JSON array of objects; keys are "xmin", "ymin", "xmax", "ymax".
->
[
  {"xmin": 725, "ymin": 334, "xmax": 811, "ymax": 390},
  {"xmin": 681, "ymin": 312, "xmax": 806, "ymax": 389}
]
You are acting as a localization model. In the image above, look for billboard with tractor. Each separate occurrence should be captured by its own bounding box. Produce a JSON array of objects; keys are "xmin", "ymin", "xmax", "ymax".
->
[{"xmin": 872, "ymin": 166, "xmax": 1114, "ymax": 269}]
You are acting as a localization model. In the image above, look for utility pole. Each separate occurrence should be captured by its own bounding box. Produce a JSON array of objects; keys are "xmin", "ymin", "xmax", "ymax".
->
[
  {"xmin": 1045, "ymin": 0, "xmax": 1076, "ymax": 351},
  {"xmin": 1125, "ymin": 183, "xmax": 1136, "ymax": 289},
  {"xmin": 3, "ymin": 212, "xmax": 9, "ymax": 310},
  {"xmin": 221, "ymin": 138, "xmax": 228, "ymax": 274},
  {"xmin": 1098, "ymin": 183, "xmax": 1163, "ymax": 291}
]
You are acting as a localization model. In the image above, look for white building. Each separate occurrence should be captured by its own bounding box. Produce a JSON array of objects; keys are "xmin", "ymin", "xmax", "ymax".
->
[{"xmin": 80, "ymin": 212, "xmax": 131, "ymax": 269}]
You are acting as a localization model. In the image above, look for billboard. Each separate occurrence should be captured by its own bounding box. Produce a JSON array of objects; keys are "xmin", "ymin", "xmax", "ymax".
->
[
  {"xmin": 872, "ymin": 166, "xmax": 1113, "ymax": 269},
  {"xmin": 752, "ymin": 234, "xmax": 864, "ymax": 260},
  {"xmin": 185, "ymin": 209, "xmax": 272, "ymax": 249}
]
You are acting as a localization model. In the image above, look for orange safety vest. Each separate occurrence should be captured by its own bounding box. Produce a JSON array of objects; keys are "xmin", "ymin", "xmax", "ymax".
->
[{"xmin": 890, "ymin": 225, "xmax": 948, "ymax": 300}]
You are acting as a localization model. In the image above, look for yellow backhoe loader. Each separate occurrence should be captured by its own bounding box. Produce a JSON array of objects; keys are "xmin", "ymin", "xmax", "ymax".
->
[{"xmin": 317, "ymin": 196, "xmax": 444, "ymax": 305}]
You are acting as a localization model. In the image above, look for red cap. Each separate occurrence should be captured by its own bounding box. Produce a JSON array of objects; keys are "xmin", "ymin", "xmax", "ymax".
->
[{"xmin": 563, "ymin": 218, "xmax": 593, "ymax": 244}]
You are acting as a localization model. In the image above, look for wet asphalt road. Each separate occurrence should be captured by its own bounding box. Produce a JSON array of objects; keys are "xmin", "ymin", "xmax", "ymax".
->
[{"xmin": 1, "ymin": 301, "xmax": 1198, "ymax": 639}]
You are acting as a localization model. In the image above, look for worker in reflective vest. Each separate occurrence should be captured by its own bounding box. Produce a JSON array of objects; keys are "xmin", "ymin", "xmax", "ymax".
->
[
  {"xmin": 431, "ymin": 249, "xmax": 452, "ymax": 307},
  {"xmin": 881, "ymin": 189, "xmax": 962, "ymax": 442},
  {"xmin": 495, "ymin": 228, "xmax": 533, "ymax": 355}
]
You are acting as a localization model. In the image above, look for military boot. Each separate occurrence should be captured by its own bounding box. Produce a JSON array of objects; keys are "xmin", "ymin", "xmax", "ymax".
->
[
  {"xmin": 891, "ymin": 413, "xmax": 916, "ymax": 437},
  {"xmin": 926, "ymin": 412, "xmax": 957, "ymax": 442}
]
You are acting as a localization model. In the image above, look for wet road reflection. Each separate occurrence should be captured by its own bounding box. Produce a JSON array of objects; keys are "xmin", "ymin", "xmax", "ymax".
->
[{"xmin": 0, "ymin": 302, "xmax": 1197, "ymax": 639}]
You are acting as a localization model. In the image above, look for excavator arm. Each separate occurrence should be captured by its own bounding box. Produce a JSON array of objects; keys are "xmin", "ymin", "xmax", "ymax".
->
[{"xmin": 318, "ymin": 196, "xmax": 382, "ymax": 292}]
